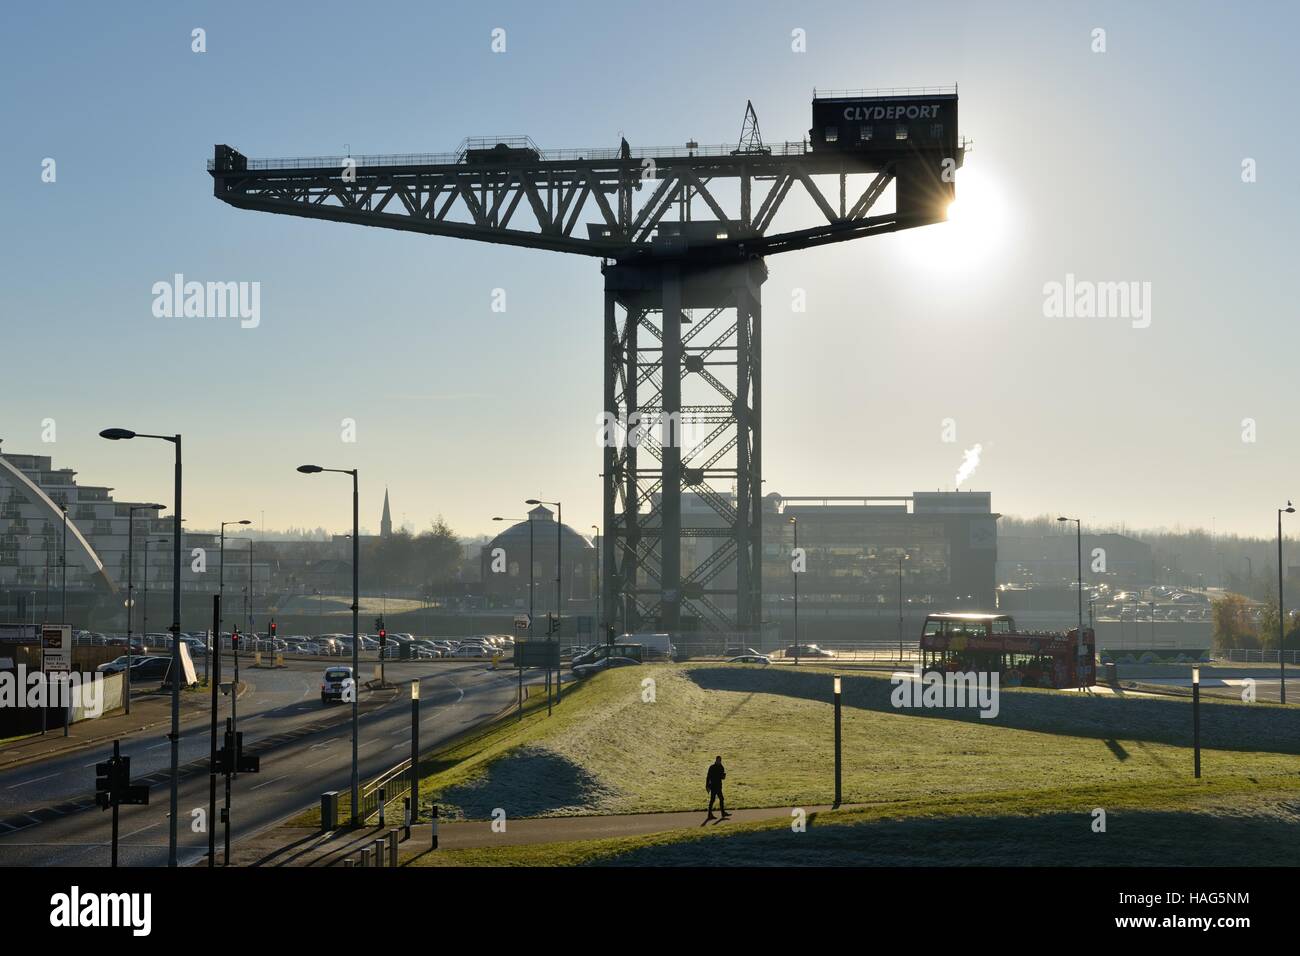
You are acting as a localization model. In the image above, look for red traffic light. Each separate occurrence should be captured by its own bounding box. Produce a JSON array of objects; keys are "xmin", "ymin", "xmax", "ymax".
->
[
  {"xmin": 379, "ymin": 628, "xmax": 387, "ymax": 641},
  {"xmin": 270, "ymin": 621, "xmax": 277, "ymax": 636}
]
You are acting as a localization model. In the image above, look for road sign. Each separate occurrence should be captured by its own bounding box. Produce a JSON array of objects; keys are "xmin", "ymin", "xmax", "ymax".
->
[
  {"xmin": 41, "ymin": 624, "xmax": 71, "ymax": 673},
  {"xmin": 515, "ymin": 640, "xmax": 559, "ymax": 668},
  {"xmin": 514, "ymin": 614, "xmax": 530, "ymax": 632}
]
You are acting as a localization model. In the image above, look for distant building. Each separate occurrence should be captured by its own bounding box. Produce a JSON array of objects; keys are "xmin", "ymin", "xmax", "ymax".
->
[
  {"xmin": 381, "ymin": 489, "xmax": 393, "ymax": 539},
  {"xmin": 478, "ymin": 505, "xmax": 596, "ymax": 610},
  {"xmin": 0, "ymin": 450, "xmax": 269, "ymax": 625},
  {"xmin": 998, "ymin": 532, "xmax": 1152, "ymax": 586},
  {"xmin": 763, "ymin": 491, "xmax": 998, "ymax": 610}
]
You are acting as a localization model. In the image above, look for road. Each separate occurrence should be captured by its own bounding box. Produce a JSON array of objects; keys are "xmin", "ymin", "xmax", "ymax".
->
[{"xmin": 0, "ymin": 658, "xmax": 522, "ymax": 866}]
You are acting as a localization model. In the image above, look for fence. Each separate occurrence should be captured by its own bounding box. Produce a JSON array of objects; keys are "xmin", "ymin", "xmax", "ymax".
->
[
  {"xmin": 359, "ymin": 757, "xmax": 414, "ymax": 824},
  {"xmin": 1225, "ymin": 649, "xmax": 1300, "ymax": 664}
]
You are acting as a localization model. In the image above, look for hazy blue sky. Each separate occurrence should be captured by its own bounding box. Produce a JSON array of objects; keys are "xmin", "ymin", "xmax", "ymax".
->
[{"xmin": 3, "ymin": 1, "xmax": 1297, "ymax": 539}]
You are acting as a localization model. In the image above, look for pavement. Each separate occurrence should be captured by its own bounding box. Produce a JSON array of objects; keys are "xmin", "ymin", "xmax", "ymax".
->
[
  {"xmin": 0, "ymin": 681, "xmax": 249, "ymax": 773},
  {"xmin": 227, "ymin": 803, "xmax": 857, "ymax": 867}
]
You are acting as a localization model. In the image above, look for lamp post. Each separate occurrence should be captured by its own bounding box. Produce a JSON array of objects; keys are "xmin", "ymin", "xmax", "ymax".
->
[
  {"xmin": 298, "ymin": 464, "xmax": 360, "ymax": 826},
  {"xmin": 1279, "ymin": 502, "xmax": 1294, "ymax": 704},
  {"xmin": 410, "ymin": 679, "xmax": 420, "ymax": 826},
  {"xmin": 1058, "ymin": 514, "xmax": 1084, "ymax": 642},
  {"xmin": 526, "ymin": 499, "xmax": 562, "ymax": 704},
  {"xmin": 592, "ymin": 525, "xmax": 600, "ymax": 639},
  {"xmin": 898, "ymin": 552, "xmax": 909, "ymax": 663},
  {"xmin": 126, "ymin": 503, "xmax": 165, "ymax": 715},
  {"xmin": 59, "ymin": 503, "xmax": 68, "ymax": 626},
  {"xmin": 218, "ymin": 520, "xmax": 251, "ymax": 686},
  {"xmin": 832, "ymin": 674, "xmax": 842, "ymax": 807},
  {"xmin": 1191, "ymin": 663, "xmax": 1201, "ymax": 778},
  {"xmin": 99, "ymin": 427, "xmax": 183, "ymax": 868},
  {"xmin": 494, "ymin": 515, "xmax": 534, "ymax": 718},
  {"xmin": 789, "ymin": 516, "xmax": 799, "ymax": 666}
]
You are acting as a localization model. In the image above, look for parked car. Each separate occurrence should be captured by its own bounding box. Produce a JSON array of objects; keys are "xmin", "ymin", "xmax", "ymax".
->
[
  {"xmin": 321, "ymin": 666, "xmax": 354, "ymax": 704},
  {"xmin": 724, "ymin": 646, "xmax": 763, "ymax": 658},
  {"xmin": 726, "ymin": 654, "xmax": 771, "ymax": 665},
  {"xmin": 128, "ymin": 656, "xmax": 172, "ymax": 683},
  {"xmin": 453, "ymin": 644, "xmax": 489, "ymax": 658},
  {"xmin": 573, "ymin": 656, "xmax": 640, "ymax": 678},
  {"xmin": 784, "ymin": 643, "xmax": 834, "ymax": 658}
]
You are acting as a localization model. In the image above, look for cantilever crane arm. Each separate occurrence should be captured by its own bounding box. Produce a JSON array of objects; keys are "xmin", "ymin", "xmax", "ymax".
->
[{"xmin": 208, "ymin": 144, "xmax": 939, "ymax": 261}]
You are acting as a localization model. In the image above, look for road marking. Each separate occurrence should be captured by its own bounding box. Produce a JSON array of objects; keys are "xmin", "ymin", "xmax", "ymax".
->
[
  {"xmin": 147, "ymin": 741, "xmax": 170, "ymax": 751},
  {"xmin": 117, "ymin": 822, "xmax": 158, "ymax": 841},
  {"xmin": 5, "ymin": 770, "xmax": 62, "ymax": 789},
  {"xmin": 250, "ymin": 774, "xmax": 289, "ymax": 791}
]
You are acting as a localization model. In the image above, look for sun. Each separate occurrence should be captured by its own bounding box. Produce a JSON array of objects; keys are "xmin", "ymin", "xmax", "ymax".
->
[{"xmin": 892, "ymin": 162, "xmax": 1011, "ymax": 275}]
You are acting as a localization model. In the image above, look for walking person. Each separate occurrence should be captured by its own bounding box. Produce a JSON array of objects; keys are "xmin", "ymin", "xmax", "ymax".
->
[{"xmin": 705, "ymin": 755, "xmax": 730, "ymax": 821}]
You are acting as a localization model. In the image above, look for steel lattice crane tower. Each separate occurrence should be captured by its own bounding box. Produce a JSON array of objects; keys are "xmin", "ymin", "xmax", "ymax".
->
[{"xmin": 209, "ymin": 89, "xmax": 963, "ymax": 639}]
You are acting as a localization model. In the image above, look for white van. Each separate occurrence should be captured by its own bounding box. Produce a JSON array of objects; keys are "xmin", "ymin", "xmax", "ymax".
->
[{"xmin": 620, "ymin": 632, "xmax": 674, "ymax": 660}]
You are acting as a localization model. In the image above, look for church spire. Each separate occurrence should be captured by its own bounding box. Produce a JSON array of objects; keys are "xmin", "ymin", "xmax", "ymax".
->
[{"xmin": 381, "ymin": 488, "xmax": 393, "ymax": 538}]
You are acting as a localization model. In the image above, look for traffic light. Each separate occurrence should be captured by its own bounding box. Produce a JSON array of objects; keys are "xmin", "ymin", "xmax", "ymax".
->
[
  {"xmin": 216, "ymin": 721, "xmax": 260, "ymax": 776},
  {"xmin": 379, "ymin": 626, "xmax": 387, "ymax": 646},
  {"xmin": 231, "ymin": 627, "xmax": 240, "ymax": 649},
  {"xmin": 269, "ymin": 620, "xmax": 276, "ymax": 639},
  {"xmin": 606, "ymin": 624, "xmax": 616, "ymax": 647},
  {"xmin": 94, "ymin": 742, "xmax": 148, "ymax": 811}
]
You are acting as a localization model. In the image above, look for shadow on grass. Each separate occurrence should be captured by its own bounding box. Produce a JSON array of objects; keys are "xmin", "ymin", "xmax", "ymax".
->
[
  {"xmin": 686, "ymin": 667, "xmax": 1300, "ymax": 756},
  {"xmin": 437, "ymin": 745, "xmax": 620, "ymax": 818},
  {"xmin": 591, "ymin": 800, "xmax": 1300, "ymax": 866}
]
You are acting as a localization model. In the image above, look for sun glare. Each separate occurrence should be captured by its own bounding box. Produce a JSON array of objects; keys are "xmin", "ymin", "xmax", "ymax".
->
[{"xmin": 894, "ymin": 163, "xmax": 1011, "ymax": 275}]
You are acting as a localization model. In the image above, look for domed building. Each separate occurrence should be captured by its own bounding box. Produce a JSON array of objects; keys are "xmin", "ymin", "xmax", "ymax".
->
[{"xmin": 479, "ymin": 505, "xmax": 596, "ymax": 610}]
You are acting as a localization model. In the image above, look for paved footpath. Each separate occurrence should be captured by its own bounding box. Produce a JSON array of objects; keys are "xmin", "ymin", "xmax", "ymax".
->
[{"xmin": 228, "ymin": 802, "xmax": 857, "ymax": 867}]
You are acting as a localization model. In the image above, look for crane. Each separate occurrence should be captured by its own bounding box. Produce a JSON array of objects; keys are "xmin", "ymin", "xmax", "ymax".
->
[{"xmin": 209, "ymin": 89, "xmax": 964, "ymax": 639}]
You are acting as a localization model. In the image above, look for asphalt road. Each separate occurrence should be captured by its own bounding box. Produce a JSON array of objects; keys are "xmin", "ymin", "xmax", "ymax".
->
[{"xmin": 0, "ymin": 658, "xmax": 523, "ymax": 866}]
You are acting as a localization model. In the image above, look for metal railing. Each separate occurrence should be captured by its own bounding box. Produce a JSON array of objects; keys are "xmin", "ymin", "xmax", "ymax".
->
[
  {"xmin": 1225, "ymin": 649, "xmax": 1300, "ymax": 664},
  {"xmin": 208, "ymin": 141, "xmax": 812, "ymax": 172},
  {"xmin": 814, "ymin": 85, "xmax": 957, "ymax": 99},
  {"xmin": 359, "ymin": 757, "xmax": 413, "ymax": 824}
]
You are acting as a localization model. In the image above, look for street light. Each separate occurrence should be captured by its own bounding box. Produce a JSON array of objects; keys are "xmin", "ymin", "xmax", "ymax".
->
[
  {"xmin": 495, "ymin": 515, "xmax": 534, "ymax": 718},
  {"xmin": 1279, "ymin": 502, "xmax": 1294, "ymax": 705},
  {"xmin": 1058, "ymin": 516, "xmax": 1084, "ymax": 672},
  {"xmin": 298, "ymin": 464, "xmax": 361, "ymax": 826},
  {"xmin": 832, "ymin": 674, "xmax": 842, "ymax": 807},
  {"xmin": 59, "ymin": 503, "xmax": 68, "ymax": 627},
  {"xmin": 218, "ymin": 519, "xmax": 252, "ymax": 686},
  {"xmin": 125, "ymin": 503, "xmax": 165, "ymax": 716},
  {"xmin": 898, "ymin": 551, "xmax": 910, "ymax": 663},
  {"xmin": 591, "ymin": 525, "xmax": 600, "ymax": 640},
  {"xmin": 526, "ymin": 499, "xmax": 563, "ymax": 706},
  {"xmin": 410, "ymin": 679, "xmax": 420, "ymax": 829},
  {"xmin": 99, "ymin": 426, "xmax": 183, "ymax": 868},
  {"xmin": 1191, "ymin": 663, "xmax": 1201, "ymax": 778},
  {"xmin": 789, "ymin": 516, "xmax": 799, "ymax": 666}
]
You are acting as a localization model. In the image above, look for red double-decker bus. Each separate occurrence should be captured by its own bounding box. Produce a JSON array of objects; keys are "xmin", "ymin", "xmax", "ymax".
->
[{"xmin": 919, "ymin": 612, "xmax": 1096, "ymax": 689}]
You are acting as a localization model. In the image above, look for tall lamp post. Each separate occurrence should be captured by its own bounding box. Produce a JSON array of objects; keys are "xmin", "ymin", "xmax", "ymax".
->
[
  {"xmin": 59, "ymin": 503, "xmax": 68, "ymax": 626},
  {"xmin": 125, "ymin": 503, "xmax": 165, "ymax": 715},
  {"xmin": 789, "ymin": 516, "xmax": 799, "ymax": 666},
  {"xmin": 100, "ymin": 427, "xmax": 183, "ymax": 868},
  {"xmin": 898, "ymin": 552, "xmax": 910, "ymax": 663},
  {"xmin": 218, "ymin": 519, "xmax": 252, "ymax": 686},
  {"xmin": 495, "ymin": 515, "xmax": 534, "ymax": 718},
  {"xmin": 591, "ymin": 525, "xmax": 600, "ymax": 639},
  {"xmin": 526, "ymin": 499, "xmax": 563, "ymax": 704},
  {"xmin": 1279, "ymin": 502, "xmax": 1294, "ymax": 705},
  {"xmin": 298, "ymin": 464, "xmax": 360, "ymax": 826},
  {"xmin": 1058, "ymin": 514, "xmax": 1084, "ymax": 638}
]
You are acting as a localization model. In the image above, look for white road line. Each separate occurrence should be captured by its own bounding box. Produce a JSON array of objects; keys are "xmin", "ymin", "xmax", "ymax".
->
[
  {"xmin": 117, "ymin": 822, "xmax": 159, "ymax": 841},
  {"xmin": 250, "ymin": 774, "xmax": 289, "ymax": 791},
  {"xmin": 5, "ymin": 770, "xmax": 62, "ymax": 789}
]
